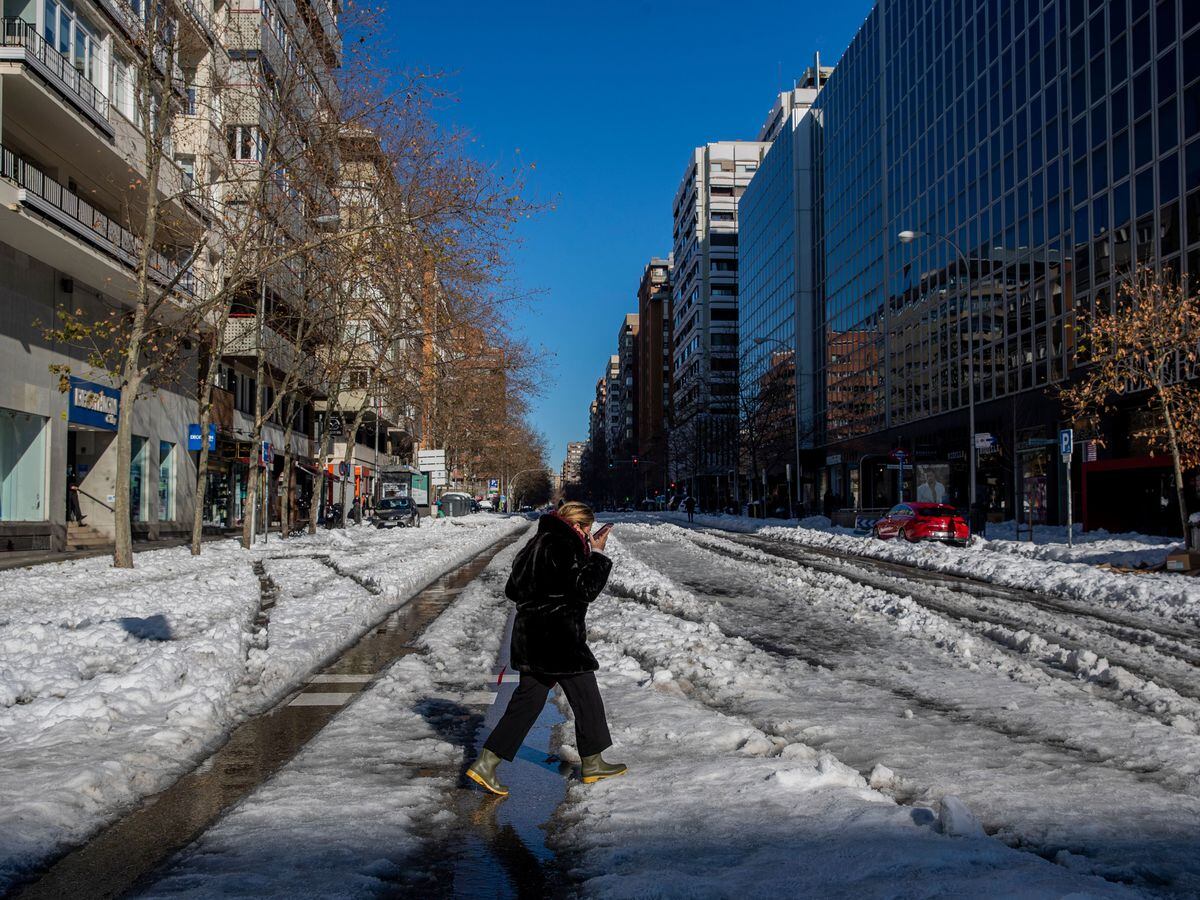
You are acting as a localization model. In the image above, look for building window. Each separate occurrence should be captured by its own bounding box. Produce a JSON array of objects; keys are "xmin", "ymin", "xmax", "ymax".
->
[
  {"xmin": 44, "ymin": 0, "xmax": 102, "ymax": 86},
  {"xmin": 0, "ymin": 408, "xmax": 47, "ymax": 522},
  {"xmin": 130, "ymin": 435, "xmax": 150, "ymax": 522},
  {"xmin": 158, "ymin": 440, "xmax": 176, "ymax": 520},
  {"xmin": 112, "ymin": 55, "xmax": 137, "ymax": 120},
  {"xmin": 227, "ymin": 125, "xmax": 262, "ymax": 161},
  {"xmin": 176, "ymin": 155, "xmax": 195, "ymax": 187}
]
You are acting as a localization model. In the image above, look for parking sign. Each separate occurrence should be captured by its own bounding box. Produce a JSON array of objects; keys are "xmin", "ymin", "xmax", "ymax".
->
[{"xmin": 1059, "ymin": 428, "xmax": 1073, "ymax": 458}]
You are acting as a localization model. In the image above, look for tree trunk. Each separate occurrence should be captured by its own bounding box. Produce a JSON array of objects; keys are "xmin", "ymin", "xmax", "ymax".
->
[
  {"xmin": 340, "ymin": 408, "xmax": 369, "ymax": 525},
  {"xmin": 1160, "ymin": 393, "xmax": 1192, "ymax": 547},
  {"xmin": 280, "ymin": 395, "xmax": 296, "ymax": 538},
  {"xmin": 112, "ymin": 370, "xmax": 144, "ymax": 568},
  {"xmin": 190, "ymin": 353, "xmax": 218, "ymax": 555}
]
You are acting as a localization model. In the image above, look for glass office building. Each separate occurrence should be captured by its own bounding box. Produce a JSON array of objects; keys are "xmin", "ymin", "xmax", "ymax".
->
[{"xmin": 799, "ymin": 0, "xmax": 1200, "ymax": 533}]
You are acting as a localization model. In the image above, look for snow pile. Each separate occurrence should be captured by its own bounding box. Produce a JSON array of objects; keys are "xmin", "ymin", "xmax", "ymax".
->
[
  {"xmin": 0, "ymin": 515, "xmax": 522, "ymax": 892},
  {"xmin": 555, "ymin": 619, "xmax": 1130, "ymax": 896},
  {"xmin": 636, "ymin": 509, "xmax": 1199, "ymax": 626}
]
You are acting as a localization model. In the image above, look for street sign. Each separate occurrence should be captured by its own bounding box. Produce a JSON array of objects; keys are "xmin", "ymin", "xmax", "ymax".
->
[
  {"xmin": 1059, "ymin": 428, "xmax": 1074, "ymax": 458},
  {"xmin": 889, "ymin": 448, "xmax": 908, "ymax": 462},
  {"xmin": 338, "ymin": 461, "xmax": 350, "ymax": 477},
  {"xmin": 430, "ymin": 469, "xmax": 448, "ymax": 487},
  {"xmin": 488, "ymin": 478, "xmax": 499, "ymax": 491},
  {"xmin": 261, "ymin": 441, "xmax": 272, "ymax": 466},
  {"xmin": 326, "ymin": 414, "xmax": 344, "ymax": 436},
  {"xmin": 974, "ymin": 432, "xmax": 997, "ymax": 451}
]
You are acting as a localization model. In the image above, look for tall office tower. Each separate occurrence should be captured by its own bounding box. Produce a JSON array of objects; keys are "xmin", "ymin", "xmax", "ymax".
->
[
  {"xmin": 669, "ymin": 140, "xmax": 768, "ymax": 507},
  {"xmin": 801, "ymin": 0, "xmax": 1200, "ymax": 535},
  {"xmin": 738, "ymin": 65, "xmax": 832, "ymax": 511},
  {"xmin": 637, "ymin": 257, "xmax": 673, "ymax": 496}
]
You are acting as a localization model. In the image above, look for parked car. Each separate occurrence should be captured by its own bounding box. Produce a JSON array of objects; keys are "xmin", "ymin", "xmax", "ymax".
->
[
  {"xmin": 373, "ymin": 496, "xmax": 420, "ymax": 529},
  {"xmin": 871, "ymin": 502, "xmax": 969, "ymax": 545}
]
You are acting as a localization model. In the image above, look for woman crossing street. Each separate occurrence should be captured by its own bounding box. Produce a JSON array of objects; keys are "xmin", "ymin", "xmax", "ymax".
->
[{"xmin": 467, "ymin": 502, "xmax": 625, "ymax": 795}]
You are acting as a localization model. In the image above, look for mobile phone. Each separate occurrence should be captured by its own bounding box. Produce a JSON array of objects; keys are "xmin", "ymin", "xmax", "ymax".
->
[{"xmin": 593, "ymin": 522, "xmax": 614, "ymax": 539}]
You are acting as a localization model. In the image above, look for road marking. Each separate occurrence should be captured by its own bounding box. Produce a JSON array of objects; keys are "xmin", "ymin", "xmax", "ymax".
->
[
  {"xmin": 288, "ymin": 692, "xmax": 354, "ymax": 707},
  {"xmin": 307, "ymin": 674, "xmax": 373, "ymax": 683}
]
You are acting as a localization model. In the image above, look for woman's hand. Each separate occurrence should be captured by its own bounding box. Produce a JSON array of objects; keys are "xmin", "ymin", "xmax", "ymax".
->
[{"xmin": 590, "ymin": 523, "xmax": 612, "ymax": 552}]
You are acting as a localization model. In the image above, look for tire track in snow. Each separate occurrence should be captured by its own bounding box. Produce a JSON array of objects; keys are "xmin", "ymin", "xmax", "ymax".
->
[
  {"xmin": 684, "ymin": 527, "xmax": 1200, "ymax": 732},
  {"xmin": 598, "ymin": 526, "xmax": 1200, "ymax": 892}
]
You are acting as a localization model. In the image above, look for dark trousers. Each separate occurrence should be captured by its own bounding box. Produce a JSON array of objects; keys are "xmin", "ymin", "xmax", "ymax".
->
[{"xmin": 484, "ymin": 671, "xmax": 612, "ymax": 761}]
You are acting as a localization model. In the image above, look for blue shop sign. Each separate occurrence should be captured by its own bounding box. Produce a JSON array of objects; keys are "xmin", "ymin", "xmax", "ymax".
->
[
  {"xmin": 188, "ymin": 423, "xmax": 217, "ymax": 451},
  {"xmin": 68, "ymin": 377, "xmax": 119, "ymax": 430}
]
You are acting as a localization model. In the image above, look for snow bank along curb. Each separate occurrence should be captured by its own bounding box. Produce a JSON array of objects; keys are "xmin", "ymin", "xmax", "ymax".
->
[
  {"xmin": 0, "ymin": 515, "xmax": 523, "ymax": 892},
  {"xmin": 139, "ymin": 538, "xmax": 525, "ymax": 897},
  {"xmin": 653, "ymin": 510, "xmax": 1200, "ymax": 627}
]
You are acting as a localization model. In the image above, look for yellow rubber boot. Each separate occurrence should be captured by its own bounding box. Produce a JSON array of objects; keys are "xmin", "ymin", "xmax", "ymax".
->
[
  {"xmin": 581, "ymin": 753, "xmax": 627, "ymax": 784},
  {"xmin": 467, "ymin": 748, "xmax": 510, "ymax": 796}
]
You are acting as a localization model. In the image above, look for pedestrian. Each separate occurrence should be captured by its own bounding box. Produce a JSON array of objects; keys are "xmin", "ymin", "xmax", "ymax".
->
[
  {"xmin": 467, "ymin": 501, "xmax": 625, "ymax": 796},
  {"xmin": 67, "ymin": 470, "xmax": 85, "ymax": 525},
  {"xmin": 683, "ymin": 493, "xmax": 696, "ymax": 523}
]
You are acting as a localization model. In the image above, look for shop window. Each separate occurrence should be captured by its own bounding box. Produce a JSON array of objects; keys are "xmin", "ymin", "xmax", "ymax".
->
[
  {"xmin": 131, "ymin": 435, "xmax": 150, "ymax": 522},
  {"xmin": 0, "ymin": 408, "xmax": 47, "ymax": 522},
  {"xmin": 159, "ymin": 441, "xmax": 176, "ymax": 521}
]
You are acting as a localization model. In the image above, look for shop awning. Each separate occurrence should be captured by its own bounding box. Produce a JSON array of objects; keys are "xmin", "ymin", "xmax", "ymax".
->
[{"xmin": 295, "ymin": 460, "xmax": 340, "ymax": 481}]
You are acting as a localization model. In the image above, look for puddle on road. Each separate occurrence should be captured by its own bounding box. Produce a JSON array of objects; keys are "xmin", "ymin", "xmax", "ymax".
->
[{"xmin": 12, "ymin": 534, "xmax": 523, "ymax": 900}]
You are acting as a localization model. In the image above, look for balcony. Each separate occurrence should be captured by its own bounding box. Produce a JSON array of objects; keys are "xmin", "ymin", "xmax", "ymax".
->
[
  {"xmin": 0, "ymin": 18, "xmax": 113, "ymax": 137},
  {"xmin": 0, "ymin": 144, "xmax": 202, "ymax": 299},
  {"xmin": 223, "ymin": 315, "xmax": 328, "ymax": 394}
]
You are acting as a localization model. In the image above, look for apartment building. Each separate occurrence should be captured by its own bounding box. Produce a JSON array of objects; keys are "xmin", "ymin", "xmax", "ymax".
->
[
  {"xmin": 670, "ymin": 140, "xmax": 768, "ymax": 506},
  {"xmin": 636, "ymin": 256, "xmax": 672, "ymax": 496},
  {"xmin": 561, "ymin": 440, "xmax": 585, "ymax": 486},
  {"xmin": 0, "ymin": 0, "xmax": 222, "ymax": 549},
  {"xmin": 206, "ymin": 0, "xmax": 344, "ymax": 530}
]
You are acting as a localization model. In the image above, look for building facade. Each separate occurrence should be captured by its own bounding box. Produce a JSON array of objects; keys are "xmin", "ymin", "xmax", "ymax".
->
[
  {"xmin": 636, "ymin": 257, "xmax": 673, "ymax": 497},
  {"xmin": 0, "ymin": 0, "xmax": 223, "ymax": 549},
  {"xmin": 670, "ymin": 140, "xmax": 768, "ymax": 508},
  {"xmin": 562, "ymin": 440, "xmax": 586, "ymax": 487},
  {"xmin": 734, "ymin": 0, "xmax": 1200, "ymax": 534},
  {"xmin": 738, "ymin": 70, "xmax": 830, "ymax": 512}
]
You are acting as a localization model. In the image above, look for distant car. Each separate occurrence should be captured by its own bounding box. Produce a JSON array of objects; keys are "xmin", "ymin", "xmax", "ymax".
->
[
  {"xmin": 518, "ymin": 505, "xmax": 534, "ymax": 513},
  {"xmin": 373, "ymin": 496, "xmax": 420, "ymax": 528},
  {"xmin": 872, "ymin": 502, "xmax": 969, "ymax": 546}
]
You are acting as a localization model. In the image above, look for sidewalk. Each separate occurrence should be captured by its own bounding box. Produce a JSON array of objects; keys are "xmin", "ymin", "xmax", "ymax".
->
[{"xmin": 0, "ymin": 532, "xmax": 233, "ymax": 572}]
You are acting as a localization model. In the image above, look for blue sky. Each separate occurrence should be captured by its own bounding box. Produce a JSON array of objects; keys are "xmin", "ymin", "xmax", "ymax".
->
[{"xmin": 386, "ymin": 1, "xmax": 875, "ymax": 468}]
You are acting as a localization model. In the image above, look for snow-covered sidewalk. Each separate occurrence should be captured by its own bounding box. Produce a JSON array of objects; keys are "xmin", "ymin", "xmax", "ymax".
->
[{"xmin": 0, "ymin": 515, "xmax": 523, "ymax": 892}]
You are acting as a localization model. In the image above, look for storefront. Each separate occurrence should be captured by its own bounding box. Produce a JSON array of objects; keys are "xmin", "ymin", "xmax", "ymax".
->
[{"xmin": 1, "ymin": 406, "xmax": 49, "ymax": 524}]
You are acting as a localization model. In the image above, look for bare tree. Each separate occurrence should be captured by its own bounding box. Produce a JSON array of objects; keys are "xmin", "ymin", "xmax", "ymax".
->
[{"xmin": 1059, "ymin": 266, "xmax": 1200, "ymax": 545}]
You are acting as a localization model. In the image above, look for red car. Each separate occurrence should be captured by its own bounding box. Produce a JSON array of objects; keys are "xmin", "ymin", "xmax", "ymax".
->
[{"xmin": 871, "ymin": 502, "xmax": 970, "ymax": 546}]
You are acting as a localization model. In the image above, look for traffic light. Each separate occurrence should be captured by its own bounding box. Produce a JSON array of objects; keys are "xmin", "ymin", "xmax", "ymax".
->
[
  {"xmin": 632, "ymin": 456, "xmax": 639, "ymax": 466},
  {"xmin": 608, "ymin": 461, "xmax": 613, "ymax": 468}
]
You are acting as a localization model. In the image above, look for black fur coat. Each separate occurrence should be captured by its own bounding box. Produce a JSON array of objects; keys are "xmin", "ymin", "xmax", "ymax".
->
[{"xmin": 505, "ymin": 513, "xmax": 612, "ymax": 675}]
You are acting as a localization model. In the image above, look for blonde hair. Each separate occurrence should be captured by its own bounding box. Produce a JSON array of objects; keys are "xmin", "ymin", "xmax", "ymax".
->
[{"xmin": 557, "ymin": 501, "xmax": 595, "ymax": 530}]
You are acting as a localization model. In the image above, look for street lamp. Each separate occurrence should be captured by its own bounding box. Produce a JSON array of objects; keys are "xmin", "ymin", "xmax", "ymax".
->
[
  {"xmin": 752, "ymin": 335, "xmax": 801, "ymax": 519},
  {"xmin": 897, "ymin": 229, "xmax": 977, "ymax": 517}
]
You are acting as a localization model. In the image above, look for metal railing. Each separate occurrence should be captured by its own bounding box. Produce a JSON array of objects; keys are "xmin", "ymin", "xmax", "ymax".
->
[
  {"xmin": 1, "ymin": 18, "xmax": 109, "ymax": 122},
  {"xmin": 0, "ymin": 144, "xmax": 202, "ymax": 298}
]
